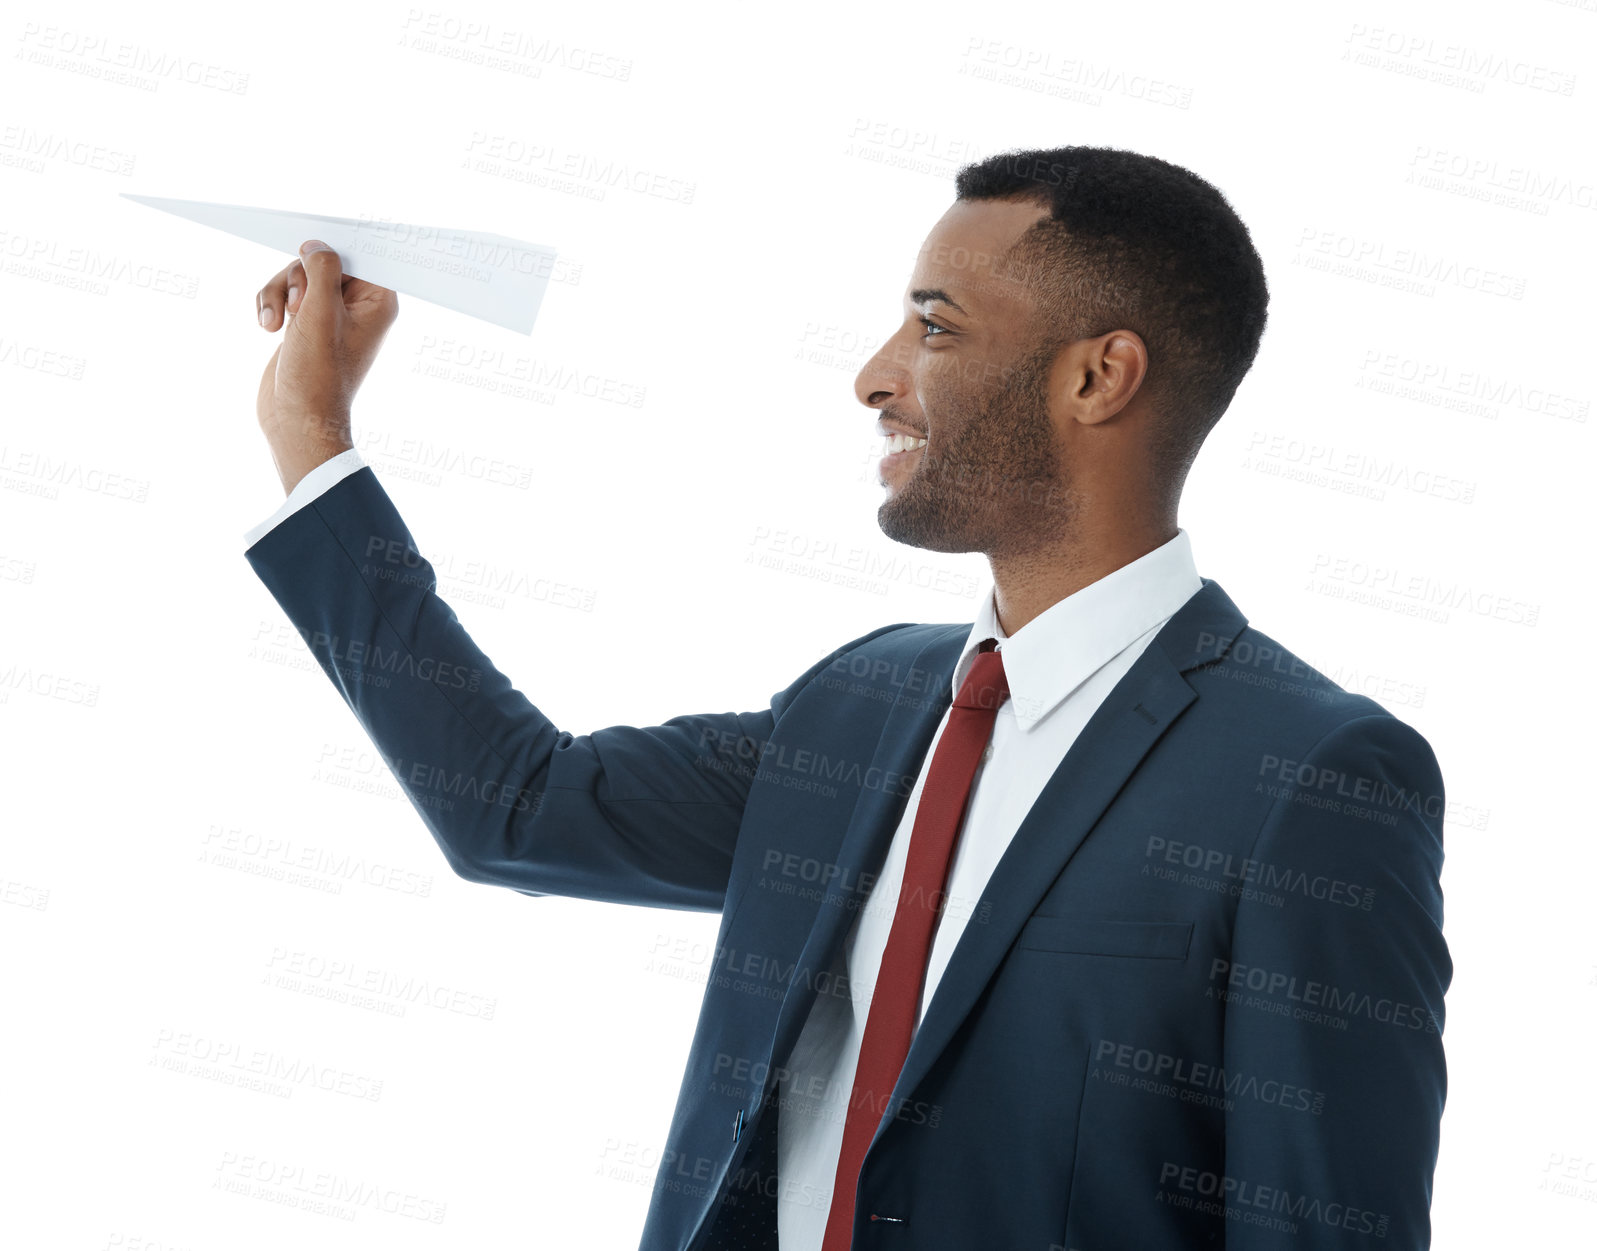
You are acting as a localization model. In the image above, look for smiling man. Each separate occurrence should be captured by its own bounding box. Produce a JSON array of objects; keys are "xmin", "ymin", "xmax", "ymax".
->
[{"xmin": 245, "ymin": 145, "xmax": 1449, "ymax": 1249}]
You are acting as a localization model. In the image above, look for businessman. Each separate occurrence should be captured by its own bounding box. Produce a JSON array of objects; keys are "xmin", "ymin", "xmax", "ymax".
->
[{"xmin": 245, "ymin": 145, "xmax": 1450, "ymax": 1249}]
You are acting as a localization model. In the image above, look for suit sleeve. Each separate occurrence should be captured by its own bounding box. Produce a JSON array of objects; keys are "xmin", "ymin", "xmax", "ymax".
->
[
  {"xmin": 242, "ymin": 446, "xmax": 368, "ymax": 549},
  {"xmin": 244, "ymin": 464, "xmax": 906, "ymax": 913},
  {"xmin": 1220, "ymin": 713, "xmax": 1451, "ymax": 1248}
]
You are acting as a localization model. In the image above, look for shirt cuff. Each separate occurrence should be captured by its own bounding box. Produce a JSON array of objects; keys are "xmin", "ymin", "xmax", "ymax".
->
[{"xmin": 243, "ymin": 447, "xmax": 369, "ymax": 550}]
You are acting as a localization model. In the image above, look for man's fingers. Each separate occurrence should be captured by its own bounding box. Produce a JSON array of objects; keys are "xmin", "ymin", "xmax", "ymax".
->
[
  {"xmin": 258, "ymin": 244, "xmax": 394, "ymax": 331},
  {"xmin": 342, "ymin": 277, "xmax": 401, "ymax": 334},
  {"xmin": 284, "ymin": 259, "xmax": 306, "ymax": 316},
  {"xmin": 341, "ymin": 276, "xmax": 391, "ymax": 304},
  {"xmin": 295, "ymin": 240, "xmax": 344, "ymax": 328},
  {"xmin": 256, "ymin": 257, "xmax": 306, "ymax": 330}
]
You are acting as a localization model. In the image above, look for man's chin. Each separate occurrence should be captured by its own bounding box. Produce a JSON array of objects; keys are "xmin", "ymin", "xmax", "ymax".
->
[{"xmin": 877, "ymin": 496, "xmax": 970, "ymax": 554}]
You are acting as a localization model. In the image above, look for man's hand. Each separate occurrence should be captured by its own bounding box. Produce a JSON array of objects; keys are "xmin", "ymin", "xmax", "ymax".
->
[{"xmin": 255, "ymin": 239, "xmax": 399, "ymax": 495}]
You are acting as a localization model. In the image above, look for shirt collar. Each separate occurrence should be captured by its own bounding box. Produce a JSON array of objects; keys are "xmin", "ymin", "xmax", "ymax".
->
[{"xmin": 950, "ymin": 528, "xmax": 1204, "ymax": 732}]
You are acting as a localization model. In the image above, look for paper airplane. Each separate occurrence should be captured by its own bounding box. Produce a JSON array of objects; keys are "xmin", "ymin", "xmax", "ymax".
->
[{"xmin": 120, "ymin": 194, "xmax": 558, "ymax": 334}]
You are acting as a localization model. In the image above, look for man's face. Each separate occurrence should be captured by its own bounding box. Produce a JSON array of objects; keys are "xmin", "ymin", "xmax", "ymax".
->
[{"xmin": 856, "ymin": 197, "xmax": 1068, "ymax": 557}]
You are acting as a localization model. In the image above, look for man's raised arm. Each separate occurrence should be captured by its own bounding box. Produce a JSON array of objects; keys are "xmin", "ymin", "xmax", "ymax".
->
[{"xmin": 245, "ymin": 237, "xmax": 901, "ymax": 910}]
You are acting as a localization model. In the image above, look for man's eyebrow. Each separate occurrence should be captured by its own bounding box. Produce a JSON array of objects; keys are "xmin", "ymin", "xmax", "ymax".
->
[{"xmin": 909, "ymin": 287, "xmax": 969, "ymax": 316}]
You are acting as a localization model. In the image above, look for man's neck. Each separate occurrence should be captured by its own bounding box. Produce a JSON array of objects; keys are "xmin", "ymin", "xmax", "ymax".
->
[{"xmin": 988, "ymin": 521, "xmax": 1178, "ymax": 636}]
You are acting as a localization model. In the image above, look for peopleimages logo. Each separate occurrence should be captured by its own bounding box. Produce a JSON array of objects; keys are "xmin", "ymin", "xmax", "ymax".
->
[
  {"xmin": 1158, "ymin": 1162, "xmax": 1389, "ymax": 1238},
  {"xmin": 1094, "ymin": 1039, "xmax": 1326, "ymax": 1115},
  {"xmin": 1309, "ymin": 553, "xmax": 1539, "ymax": 626},
  {"xmin": 1258, "ymin": 752, "xmax": 1443, "ymax": 820},
  {"xmin": 1145, "ymin": 836, "xmax": 1376, "ymax": 911},
  {"xmin": 1208, "ymin": 959, "xmax": 1441, "ymax": 1033},
  {"xmin": 696, "ymin": 725, "xmax": 918, "ymax": 800}
]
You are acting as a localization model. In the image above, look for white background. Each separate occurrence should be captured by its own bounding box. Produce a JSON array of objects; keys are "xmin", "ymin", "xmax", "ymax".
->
[{"xmin": 2, "ymin": 0, "xmax": 1594, "ymax": 1246}]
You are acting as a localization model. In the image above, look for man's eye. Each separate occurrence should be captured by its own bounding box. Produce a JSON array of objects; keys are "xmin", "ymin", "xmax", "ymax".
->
[{"xmin": 916, "ymin": 316, "xmax": 948, "ymax": 339}]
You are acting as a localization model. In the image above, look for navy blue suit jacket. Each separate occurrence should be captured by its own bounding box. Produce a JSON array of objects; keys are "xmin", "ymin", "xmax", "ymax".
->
[{"xmin": 245, "ymin": 466, "xmax": 1450, "ymax": 1249}]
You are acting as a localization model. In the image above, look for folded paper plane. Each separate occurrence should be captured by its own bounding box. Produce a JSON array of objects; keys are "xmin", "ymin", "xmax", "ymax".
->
[{"xmin": 120, "ymin": 193, "xmax": 558, "ymax": 334}]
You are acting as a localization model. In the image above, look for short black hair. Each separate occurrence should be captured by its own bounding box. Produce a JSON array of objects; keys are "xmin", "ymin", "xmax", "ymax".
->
[{"xmin": 954, "ymin": 145, "xmax": 1269, "ymax": 494}]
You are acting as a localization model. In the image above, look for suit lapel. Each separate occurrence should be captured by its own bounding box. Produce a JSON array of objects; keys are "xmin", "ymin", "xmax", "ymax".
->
[
  {"xmin": 763, "ymin": 624, "xmax": 964, "ymax": 1085},
  {"xmin": 878, "ymin": 577, "xmax": 1247, "ymax": 1146},
  {"xmin": 757, "ymin": 579, "xmax": 1248, "ymax": 1140}
]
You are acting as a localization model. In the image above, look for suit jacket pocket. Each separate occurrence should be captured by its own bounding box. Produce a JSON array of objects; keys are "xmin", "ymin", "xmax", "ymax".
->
[{"xmin": 1016, "ymin": 916, "xmax": 1193, "ymax": 960}]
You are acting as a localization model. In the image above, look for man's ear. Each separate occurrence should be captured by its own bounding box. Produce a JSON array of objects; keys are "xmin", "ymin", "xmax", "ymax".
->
[{"xmin": 1070, "ymin": 330, "xmax": 1148, "ymax": 427}]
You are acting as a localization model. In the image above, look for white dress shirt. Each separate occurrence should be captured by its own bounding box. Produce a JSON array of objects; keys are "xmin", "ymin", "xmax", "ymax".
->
[
  {"xmin": 775, "ymin": 531, "xmax": 1202, "ymax": 1250},
  {"xmin": 244, "ymin": 460, "xmax": 1202, "ymax": 1247}
]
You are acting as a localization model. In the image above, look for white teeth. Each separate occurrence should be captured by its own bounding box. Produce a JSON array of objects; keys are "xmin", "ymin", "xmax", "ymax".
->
[{"xmin": 885, "ymin": 433, "xmax": 928, "ymax": 454}]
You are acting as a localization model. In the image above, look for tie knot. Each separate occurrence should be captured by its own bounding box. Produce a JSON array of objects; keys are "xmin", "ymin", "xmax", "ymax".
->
[{"xmin": 954, "ymin": 639, "xmax": 1008, "ymax": 711}]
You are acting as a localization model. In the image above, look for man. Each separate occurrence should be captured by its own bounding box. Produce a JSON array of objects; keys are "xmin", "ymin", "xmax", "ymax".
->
[{"xmin": 246, "ymin": 145, "xmax": 1449, "ymax": 1249}]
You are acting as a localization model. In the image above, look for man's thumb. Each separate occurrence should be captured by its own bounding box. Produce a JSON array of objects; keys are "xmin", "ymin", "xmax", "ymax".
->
[{"xmin": 297, "ymin": 239, "xmax": 343, "ymax": 325}]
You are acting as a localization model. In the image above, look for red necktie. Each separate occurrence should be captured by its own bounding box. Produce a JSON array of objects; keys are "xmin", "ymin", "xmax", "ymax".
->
[{"xmin": 820, "ymin": 638, "xmax": 1009, "ymax": 1249}]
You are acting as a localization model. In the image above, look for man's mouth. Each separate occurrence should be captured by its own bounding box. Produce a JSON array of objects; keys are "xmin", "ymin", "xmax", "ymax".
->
[{"xmin": 882, "ymin": 432, "xmax": 928, "ymax": 456}]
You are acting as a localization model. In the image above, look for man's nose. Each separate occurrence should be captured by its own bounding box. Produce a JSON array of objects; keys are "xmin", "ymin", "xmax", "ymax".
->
[{"xmin": 854, "ymin": 328, "xmax": 914, "ymax": 410}]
